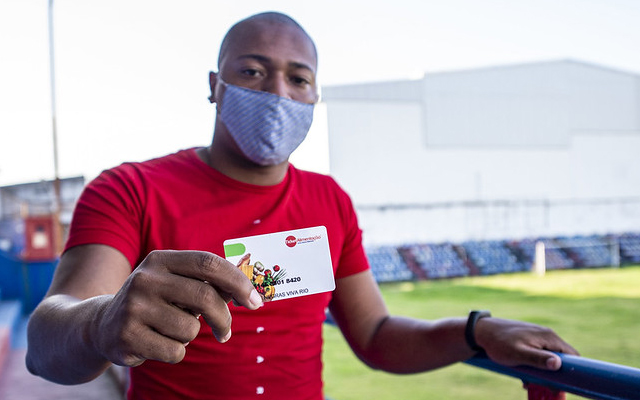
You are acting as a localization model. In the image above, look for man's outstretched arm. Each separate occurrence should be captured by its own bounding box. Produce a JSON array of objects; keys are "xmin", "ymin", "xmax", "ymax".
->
[{"xmin": 329, "ymin": 270, "xmax": 578, "ymax": 374}]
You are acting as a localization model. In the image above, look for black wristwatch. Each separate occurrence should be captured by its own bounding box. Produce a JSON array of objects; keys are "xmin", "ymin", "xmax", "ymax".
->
[{"xmin": 465, "ymin": 310, "xmax": 492, "ymax": 352}]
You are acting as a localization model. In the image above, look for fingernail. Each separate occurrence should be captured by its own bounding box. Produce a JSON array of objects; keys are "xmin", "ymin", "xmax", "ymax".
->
[
  {"xmin": 219, "ymin": 329, "xmax": 231, "ymax": 343},
  {"xmin": 249, "ymin": 290, "xmax": 264, "ymax": 309},
  {"xmin": 546, "ymin": 356, "xmax": 560, "ymax": 370}
]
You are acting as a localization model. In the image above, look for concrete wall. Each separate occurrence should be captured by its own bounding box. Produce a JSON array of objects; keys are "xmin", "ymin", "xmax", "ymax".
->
[{"xmin": 322, "ymin": 61, "xmax": 640, "ymax": 245}]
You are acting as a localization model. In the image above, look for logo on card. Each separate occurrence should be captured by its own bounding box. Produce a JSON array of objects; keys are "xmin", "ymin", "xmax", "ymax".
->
[
  {"xmin": 285, "ymin": 235, "xmax": 297, "ymax": 247},
  {"xmin": 285, "ymin": 234, "xmax": 322, "ymax": 247}
]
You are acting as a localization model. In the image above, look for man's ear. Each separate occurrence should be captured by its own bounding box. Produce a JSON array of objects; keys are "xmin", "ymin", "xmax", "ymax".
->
[{"xmin": 208, "ymin": 71, "xmax": 218, "ymax": 103}]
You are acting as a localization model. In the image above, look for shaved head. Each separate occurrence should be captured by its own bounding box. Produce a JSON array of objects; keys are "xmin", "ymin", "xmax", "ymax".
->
[{"xmin": 217, "ymin": 12, "xmax": 317, "ymax": 70}]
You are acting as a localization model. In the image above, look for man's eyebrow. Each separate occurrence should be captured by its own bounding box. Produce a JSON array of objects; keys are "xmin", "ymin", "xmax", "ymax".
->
[
  {"xmin": 289, "ymin": 61, "xmax": 315, "ymax": 73},
  {"xmin": 237, "ymin": 54, "xmax": 315, "ymax": 73}
]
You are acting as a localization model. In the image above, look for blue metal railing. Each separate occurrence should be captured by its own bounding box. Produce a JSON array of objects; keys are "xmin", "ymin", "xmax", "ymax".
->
[{"xmin": 465, "ymin": 353, "xmax": 640, "ymax": 400}]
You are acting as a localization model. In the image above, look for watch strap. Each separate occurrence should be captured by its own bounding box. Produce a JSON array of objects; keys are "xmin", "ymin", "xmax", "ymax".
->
[{"xmin": 465, "ymin": 310, "xmax": 491, "ymax": 352}]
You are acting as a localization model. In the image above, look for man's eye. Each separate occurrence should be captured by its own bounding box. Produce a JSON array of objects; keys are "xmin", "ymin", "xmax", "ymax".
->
[
  {"xmin": 242, "ymin": 69, "xmax": 261, "ymax": 77},
  {"xmin": 291, "ymin": 76, "xmax": 310, "ymax": 86}
]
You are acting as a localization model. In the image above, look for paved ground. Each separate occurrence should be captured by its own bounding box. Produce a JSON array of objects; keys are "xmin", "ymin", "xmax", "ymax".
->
[
  {"xmin": 0, "ymin": 350, "xmax": 124, "ymax": 400},
  {"xmin": 0, "ymin": 316, "xmax": 125, "ymax": 400}
]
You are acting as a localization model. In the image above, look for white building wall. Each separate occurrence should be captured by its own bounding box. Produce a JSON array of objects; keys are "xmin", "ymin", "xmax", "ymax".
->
[
  {"xmin": 566, "ymin": 63, "xmax": 640, "ymax": 131},
  {"xmin": 323, "ymin": 61, "xmax": 640, "ymax": 246},
  {"xmin": 425, "ymin": 62, "xmax": 570, "ymax": 147},
  {"xmin": 424, "ymin": 61, "xmax": 640, "ymax": 148}
]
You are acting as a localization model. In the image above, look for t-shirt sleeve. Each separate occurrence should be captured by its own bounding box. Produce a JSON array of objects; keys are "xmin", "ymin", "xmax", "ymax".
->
[
  {"xmin": 333, "ymin": 181, "xmax": 371, "ymax": 279},
  {"xmin": 64, "ymin": 165, "xmax": 144, "ymax": 267}
]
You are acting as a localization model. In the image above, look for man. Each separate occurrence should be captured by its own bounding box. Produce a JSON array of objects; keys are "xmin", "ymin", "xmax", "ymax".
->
[{"xmin": 26, "ymin": 12, "xmax": 577, "ymax": 400}]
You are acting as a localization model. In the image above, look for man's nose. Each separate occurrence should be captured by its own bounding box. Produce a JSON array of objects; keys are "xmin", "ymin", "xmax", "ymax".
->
[{"xmin": 263, "ymin": 76, "xmax": 290, "ymax": 99}]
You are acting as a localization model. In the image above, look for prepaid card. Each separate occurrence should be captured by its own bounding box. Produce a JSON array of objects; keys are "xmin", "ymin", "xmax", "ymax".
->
[{"xmin": 223, "ymin": 226, "xmax": 335, "ymax": 302}]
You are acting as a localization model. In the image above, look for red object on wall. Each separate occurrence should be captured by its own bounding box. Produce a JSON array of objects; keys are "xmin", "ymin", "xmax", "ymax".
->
[
  {"xmin": 22, "ymin": 215, "xmax": 58, "ymax": 261},
  {"xmin": 525, "ymin": 383, "xmax": 566, "ymax": 400}
]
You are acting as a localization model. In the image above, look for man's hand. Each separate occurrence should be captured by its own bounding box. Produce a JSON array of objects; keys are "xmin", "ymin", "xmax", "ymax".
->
[
  {"xmin": 94, "ymin": 250, "xmax": 263, "ymax": 367},
  {"xmin": 474, "ymin": 317, "xmax": 579, "ymax": 371},
  {"xmin": 27, "ymin": 245, "xmax": 264, "ymax": 384}
]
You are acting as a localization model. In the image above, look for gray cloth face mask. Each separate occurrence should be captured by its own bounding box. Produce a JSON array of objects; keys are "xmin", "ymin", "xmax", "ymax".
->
[{"xmin": 218, "ymin": 80, "xmax": 315, "ymax": 166}]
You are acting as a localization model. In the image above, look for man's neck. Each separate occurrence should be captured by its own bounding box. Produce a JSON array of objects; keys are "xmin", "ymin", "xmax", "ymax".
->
[{"xmin": 197, "ymin": 145, "xmax": 289, "ymax": 186}]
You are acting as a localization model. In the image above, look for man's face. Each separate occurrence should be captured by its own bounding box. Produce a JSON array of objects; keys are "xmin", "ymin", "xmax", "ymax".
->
[{"xmin": 211, "ymin": 20, "xmax": 319, "ymax": 105}]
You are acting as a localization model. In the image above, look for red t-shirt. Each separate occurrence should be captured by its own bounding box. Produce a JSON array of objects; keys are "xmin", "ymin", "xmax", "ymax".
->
[{"xmin": 65, "ymin": 148, "xmax": 370, "ymax": 400}]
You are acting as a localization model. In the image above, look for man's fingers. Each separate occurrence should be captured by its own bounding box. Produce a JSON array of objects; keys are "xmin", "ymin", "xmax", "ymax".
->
[
  {"xmin": 197, "ymin": 287, "xmax": 234, "ymax": 343},
  {"xmin": 129, "ymin": 329, "xmax": 188, "ymax": 365},
  {"xmin": 527, "ymin": 331, "xmax": 580, "ymax": 370},
  {"xmin": 517, "ymin": 347, "xmax": 563, "ymax": 371},
  {"xmin": 545, "ymin": 354, "xmax": 562, "ymax": 370},
  {"xmin": 152, "ymin": 273, "xmax": 241, "ymax": 343},
  {"xmin": 508, "ymin": 334, "xmax": 579, "ymax": 371},
  {"xmin": 540, "ymin": 339, "xmax": 580, "ymax": 370},
  {"xmin": 479, "ymin": 318, "xmax": 579, "ymax": 372},
  {"xmin": 145, "ymin": 250, "xmax": 263, "ymax": 310},
  {"xmin": 196, "ymin": 253, "xmax": 263, "ymax": 309},
  {"xmin": 143, "ymin": 301, "xmax": 202, "ymax": 344}
]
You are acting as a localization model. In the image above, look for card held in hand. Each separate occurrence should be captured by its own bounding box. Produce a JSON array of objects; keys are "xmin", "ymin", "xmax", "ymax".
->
[{"xmin": 223, "ymin": 226, "xmax": 335, "ymax": 302}]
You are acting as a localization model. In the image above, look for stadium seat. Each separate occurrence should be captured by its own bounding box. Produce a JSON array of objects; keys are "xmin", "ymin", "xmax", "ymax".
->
[
  {"xmin": 460, "ymin": 240, "xmax": 527, "ymax": 275},
  {"xmin": 365, "ymin": 246, "xmax": 415, "ymax": 282}
]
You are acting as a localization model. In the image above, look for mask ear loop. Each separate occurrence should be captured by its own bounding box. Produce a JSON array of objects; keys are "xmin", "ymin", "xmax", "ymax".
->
[{"xmin": 213, "ymin": 78, "xmax": 229, "ymax": 116}]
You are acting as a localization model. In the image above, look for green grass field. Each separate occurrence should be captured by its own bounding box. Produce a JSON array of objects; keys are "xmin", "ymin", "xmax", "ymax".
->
[{"xmin": 322, "ymin": 266, "xmax": 640, "ymax": 400}]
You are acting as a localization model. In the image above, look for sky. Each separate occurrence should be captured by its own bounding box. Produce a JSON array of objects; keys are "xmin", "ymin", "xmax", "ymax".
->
[{"xmin": 1, "ymin": 0, "xmax": 640, "ymax": 186}]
